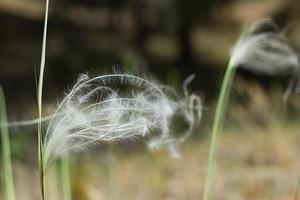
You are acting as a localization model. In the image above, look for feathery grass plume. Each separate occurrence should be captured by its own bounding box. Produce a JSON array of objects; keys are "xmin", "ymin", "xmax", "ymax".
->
[
  {"xmin": 43, "ymin": 73, "xmax": 202, "ymax": 167},
  {"xmin": 202, "ymin": 18, "xmax": 299, "ymax": 200},
  {"xmin": 230, "ymin": 18, "xmax": 300, "ymax": 100}
]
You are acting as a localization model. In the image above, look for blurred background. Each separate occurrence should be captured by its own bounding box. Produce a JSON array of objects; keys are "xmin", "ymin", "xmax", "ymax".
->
[{"xmin": 1, "ymin": 0, "xmax": 300, "ymax": 199}]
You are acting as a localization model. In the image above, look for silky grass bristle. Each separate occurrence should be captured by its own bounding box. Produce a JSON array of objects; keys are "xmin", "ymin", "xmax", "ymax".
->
[
  {"xmin": 230, "ymin": 18, "xmax": 300, "ymax": 100},
  {"xmin": 43, "ymin": 73, "xmax": 202, "ymax": 167}
]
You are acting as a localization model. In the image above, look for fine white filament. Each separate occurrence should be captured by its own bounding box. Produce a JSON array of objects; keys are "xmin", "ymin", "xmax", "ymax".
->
[
  {"xmin": 44, "ymin": 73, "xmax": 202, "ymax": 166},
  {"xmin": 230, "ymin": 18, "xmax": 300, "ymax": 100}
]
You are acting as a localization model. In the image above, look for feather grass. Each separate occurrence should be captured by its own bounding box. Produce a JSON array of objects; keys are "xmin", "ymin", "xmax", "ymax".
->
[
  {"xmin": 43, "ymin": 73, "xmax": 202, "ymax": 166},
  {"xmin": 0, "ymin": 86, "xmax": 16, "ymax": 200},
  {"xmin": 202, "ymin": 18, "xmax": 299, "ymax": 200},
  {"xmin": 230, "ymin": 18, "xmax": 300, "ymax": 101},
  {"xmin": 37, "ymin": 0, "xmax": 50, "ymax": 199},
  {"xmin": 0, "ymin": 72, "xmax": 201, "ymax": 200}
]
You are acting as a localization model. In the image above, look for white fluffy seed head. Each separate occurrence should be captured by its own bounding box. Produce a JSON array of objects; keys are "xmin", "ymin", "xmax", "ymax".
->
[
  {"xmin": 230, "ymin": 18, "xmax": 299, "ymax": 73},
  {"xmin": 230, "ymin": 18, "xmax": 300, "ymax": 99},
  {"xmin": 43, "ymin": 73, "xmax": 202, "ymax": 166}
]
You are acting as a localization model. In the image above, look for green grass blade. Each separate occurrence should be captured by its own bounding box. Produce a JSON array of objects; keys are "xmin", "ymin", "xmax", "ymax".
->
[
  {"xmin": 0, "ymin": 86, "xmax": 16, "ymax": 200},
  {"xmin": 108, "ymin": 144, "xmax": 114, "ymax": 200},
  {"xmin": 61, "ymin": 155, "xmax": 72, "ymax": 200},
  {"xmin": 202, "ymin": 61, "xmax": 236, "ymax": 200},
  {"xmin": 37, "ymin": 0, "xmax": 50, "ymax": 199}
]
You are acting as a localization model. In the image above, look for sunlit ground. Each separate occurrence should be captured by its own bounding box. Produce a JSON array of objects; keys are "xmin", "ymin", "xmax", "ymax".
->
[{"xmin": 2, "ymin": 124, "xmax": 299, "ymax": 200}]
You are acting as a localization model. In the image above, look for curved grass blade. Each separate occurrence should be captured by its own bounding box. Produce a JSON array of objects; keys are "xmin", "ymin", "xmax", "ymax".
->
[{"xmin": 0, "ymin": 86, "xmax": 16, "ymax": 200}]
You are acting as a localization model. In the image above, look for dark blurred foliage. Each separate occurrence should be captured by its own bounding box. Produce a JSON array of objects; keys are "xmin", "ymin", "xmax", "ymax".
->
[{"xmin": 0, "ymin": 0, "xmax": 300, "ymax": 115}]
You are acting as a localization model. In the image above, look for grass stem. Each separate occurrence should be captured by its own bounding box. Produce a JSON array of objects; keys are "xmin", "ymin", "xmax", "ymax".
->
[
  {"xmin": 108, "ymin": 144, "xmax": 114, "ymax": 200},
  {"xmin": 61, "ymin": 155, "xmax": 72, "ymax": 200},
  {"xmin": 202, "ymin": 60, "xmax": 236, "ymax": 200},
  {"xmin": 37, "ymin": 0, "xmax": 50, "ymax": 199},
  {"xmin": 0, "ymin": 86, "xmax": 16, "ymax": 200}
]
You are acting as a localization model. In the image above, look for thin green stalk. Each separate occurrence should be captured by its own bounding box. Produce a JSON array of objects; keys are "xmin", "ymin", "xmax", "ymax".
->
[
  {"xmin": 108, "ymin": 144, "xmax": 114, "ymax": 200},
  {"xmin": 202, "ymin": 60, "xmax": 236, "ymax": 200},
  {"xmin": 0, "ymin": 86, "xmax": 16, "ymax": 200},
  {"xmin": 49, "ymin": 165, "xmax": 60, "ymax": 200},
  {"xmin": 38, "ymin": 0, "xmax": 50, "ymax": 199},
  {"xmin": 61, "ymin": 155, "xmax": 72, "ymax": 200}
]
